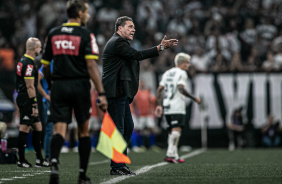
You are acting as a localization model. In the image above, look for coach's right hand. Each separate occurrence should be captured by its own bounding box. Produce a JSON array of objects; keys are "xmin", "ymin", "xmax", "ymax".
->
[{"xmin": 97, "ymin": 95, "xmax": 108, "ymax": 112}]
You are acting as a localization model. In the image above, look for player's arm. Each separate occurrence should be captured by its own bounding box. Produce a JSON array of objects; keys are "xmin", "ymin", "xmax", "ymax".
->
[
  {"xmin": 86, "ymin": 59, "xmax": 107, "ymax": 112},
  {"xmin": 37, "ymin": 72, "xmax": 50, "ymax": 101},
  {"xmin": 155, "ymin": 85, "xmax": 165, "ymax": 118},
  {"xmin": 178, "ymin": 84, "xmax": 201, "ymax": 104},
  {"xmin": 25, "ymin": 78, "xmax": 38, "ymax": 116}
]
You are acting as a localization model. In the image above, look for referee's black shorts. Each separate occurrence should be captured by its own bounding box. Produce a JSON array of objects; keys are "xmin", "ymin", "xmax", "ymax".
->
[
  {"xmin": 18, "ymin": 105, "xmax": 40, "ymax": 126},
  {"xmin": 16, "ymin": 94, "xmax": 40, "ymax": 126},
  {"xmin": 51, "ymin": 79, "xmax": 91, "ymax": 125}
]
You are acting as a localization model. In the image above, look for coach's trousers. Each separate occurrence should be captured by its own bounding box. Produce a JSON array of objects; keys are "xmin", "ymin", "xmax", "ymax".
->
[{"xmin": 107, "ymin": 96, "xmax": 134, "ymax": 169}]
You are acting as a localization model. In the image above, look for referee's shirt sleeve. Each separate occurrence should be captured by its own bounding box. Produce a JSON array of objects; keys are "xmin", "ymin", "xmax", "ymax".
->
[
  {"xmin": 41, "ymin": 35, "xmax": 53, "ymax": 65},
  {"xmin": 84, "ymin": 33, "xmax": 99, "ymax": 61}
]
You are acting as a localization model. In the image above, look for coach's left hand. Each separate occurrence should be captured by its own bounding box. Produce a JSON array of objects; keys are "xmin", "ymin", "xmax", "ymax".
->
[{"xmin": 160, "ymin": 35, "xmax": 178, "ymax": 49}]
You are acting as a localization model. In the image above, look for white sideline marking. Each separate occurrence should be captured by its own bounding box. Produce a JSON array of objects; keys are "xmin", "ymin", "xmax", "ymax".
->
[
  {"xmin": 89, "ymin": 159, "xmax": 110, "ymax": 165},
  {"xmin": 100, "ymin": 149, "xmax": 206, "ymax": 184},
  {"xmin": 1, "ymin": 170, "xmax": 50, "ymax": 173},
  {"xmin": 0, "ymin": 171, "xmax": 46, "ymax": 183},
  {"xmin": 12, "ymin": 176, "xmax": 25, "ymax": 179}
]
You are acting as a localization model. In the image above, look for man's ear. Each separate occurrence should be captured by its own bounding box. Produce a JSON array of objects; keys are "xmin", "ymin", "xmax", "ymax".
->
[{"xmin": 78, "ymin": 10, "xmax": 82, "ymax": 18}]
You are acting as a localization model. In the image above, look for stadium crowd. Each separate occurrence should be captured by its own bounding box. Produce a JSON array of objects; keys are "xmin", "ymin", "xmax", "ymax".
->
[{"xmin": 0, "ymin": 0, "xmax": 282, "ymax": 76}]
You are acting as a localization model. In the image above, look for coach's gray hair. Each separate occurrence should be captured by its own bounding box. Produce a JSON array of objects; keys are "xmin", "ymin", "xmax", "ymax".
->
[
  {"xmin": 174, "ymin": 53, "xmax": 191, "ymax": 66},
  {"xmin": 115, "ymin": 16, "xmax": 133, "ymax": 32}
]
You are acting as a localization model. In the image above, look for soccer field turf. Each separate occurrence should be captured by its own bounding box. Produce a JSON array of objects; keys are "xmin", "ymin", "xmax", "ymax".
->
[{"xmin": 0, "ymin": 149, "xmax": 282, "ymax": 184}]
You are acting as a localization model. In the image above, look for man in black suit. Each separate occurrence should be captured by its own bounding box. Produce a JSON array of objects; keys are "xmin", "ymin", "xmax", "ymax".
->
[{"xmin": 102, "ymin": 16, "xmax": 178, "ymax": 175}]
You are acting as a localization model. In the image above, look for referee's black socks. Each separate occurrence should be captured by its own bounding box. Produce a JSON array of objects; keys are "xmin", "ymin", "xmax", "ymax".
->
[
  {"xmin": 78, "ymin": 137, "xmax": 91, "ymax": 179},
  {"xmin": 50, "ymin": 134, "xmax": 64, "ymax": 168},
  {"xmin": 18, "ymin": 131, "xmax": 28, "ymax": 162},
  {"xmin": 32, "ymin": 131, "xmax": 43, "ymax": 160}
]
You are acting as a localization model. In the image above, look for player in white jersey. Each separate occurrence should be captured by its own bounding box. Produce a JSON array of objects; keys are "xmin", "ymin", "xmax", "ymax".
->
[{"xmin": 155, "ymin": 53, "xmax": 201, "ymax": 163}]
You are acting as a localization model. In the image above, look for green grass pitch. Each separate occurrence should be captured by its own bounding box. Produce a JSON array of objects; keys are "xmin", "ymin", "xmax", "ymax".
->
[{"xmin": 0, "ymin": 149, "xmax": 282, "ymax": 184}]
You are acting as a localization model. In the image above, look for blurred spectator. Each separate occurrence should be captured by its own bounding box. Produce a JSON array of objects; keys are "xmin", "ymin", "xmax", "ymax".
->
[
  {"xmin": 226, "ymin": 19, "xmax": 241, "ymax": 54},
  {"xmin": 136, "ymin": 0, "xmax": 160, "ymax": 33},
  {"xmin": 262, "ymin": 51, "xmax": 279, "ymax": 71},
  {"xmin": 255, "ymin": 34, "xmax": 269, "ymax": 62},
  {"xmin": 227, "ymin": 107, "xmax": 245, "ymax": 151},
  {"xmin": 261, "ymin": 114, "xmax": 281, "ymax": 147},
  {"xmin": 204, "ymin": 10, "xmax": 224, "ymax": 37},
  {"xmin": 272, "ymin": 29, "xmax": 282, "ymax": 53},
  {"xmin": 0, "ymin": 31, "xmax": 7, "ymax": 47},
  {"xmin": 23, "ymin": 10, "xmax": 37, "ymax": 38},
  {"xmin": 212, "ymin": 51, "xmax": 230, "ymax": 72},
  {"xmin": 140, "ymin": 59, "xmax": 156, "ymax": 94},
  {"xmin": 274, "ymin": 47, "xmax": 282, "ymax": 69},
  {"xmin": 256, "ymin": 17, "xmax": 277, "ymax": 43},
  {"xmin": 167, "ymin": 15, "xmax": 192, "ymax": 37},
  {"xmin": 0, "ymin": 42, "xmax": 15, "ymax": 71},
  {"xmin": 239, "ymin": 18, "xmax": 257, "ymax": 61},
  {"xmin": 206, "ymin": 27, "xmax": 231, "ymax": 63},
  {"xmin": 119, "ymin": 0, "xmax": 135, "ymax": 19},
  {"xmin": 154, "ymin": 49, "xmax": 174, "ymax": 75},
  {"xmin": 183, "ymin": 29, "xmax": 206, "ymax": 54},
  {"xmin": 230, "ymin": 52, "xmax": 243, "ymax": 72},
  {"xmin": 245, "ymin": 47, "xmax": 262, "ymax": 71},
  {"xmin": 96, "ymin": 4, "xmax": 119, "ymax": 31},
  {"xmin": 191, "ymin": 47, "xmax": 210, "ymax": 72},
  {"xmin": 131, "ymin": 80, "xmax": 160, "ymax": 152},
  {"xmin": 38, "ymin": 0, "xmax": 60, "ymax": 29}
]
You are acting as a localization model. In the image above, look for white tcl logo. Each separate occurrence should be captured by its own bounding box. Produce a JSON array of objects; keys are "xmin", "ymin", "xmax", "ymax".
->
[
  {"xmin": 61, "ymin": 27, "xmax": 73, "ymax": 33},
  {"xmin": 54, "ymin": 40, "xmax": 75, "ymax": 50}
]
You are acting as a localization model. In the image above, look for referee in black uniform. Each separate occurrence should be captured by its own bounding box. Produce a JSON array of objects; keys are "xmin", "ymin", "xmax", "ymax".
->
[
  {"xmin": 41, "ymin": 1, "xmax": 107, "ymax": 184},
  {"xmin": 16, "ymin": 37, "xmax": 50, "ymax": 168}
]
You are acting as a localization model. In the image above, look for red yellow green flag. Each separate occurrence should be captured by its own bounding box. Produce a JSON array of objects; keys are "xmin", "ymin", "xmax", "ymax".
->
[{"xmin": 96, "ymin": 112, "xmax": 131, "ymax": 164}]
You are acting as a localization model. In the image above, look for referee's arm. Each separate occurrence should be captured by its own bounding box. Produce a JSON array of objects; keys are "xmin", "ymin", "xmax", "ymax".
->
[
  {"xmin": 86, "ymin": 59, "xmax": 104, "ymax": 94},
  {"xmin": 25, "ymin": 78, "xmax": 38, "ymax": 116},
  {"xmin": 86, "ymin": 59, "xmax": 108, "ymax": 111},
  {"xmin": 25, "ymin": 78, "xmax": 36, "ymax": 99}
]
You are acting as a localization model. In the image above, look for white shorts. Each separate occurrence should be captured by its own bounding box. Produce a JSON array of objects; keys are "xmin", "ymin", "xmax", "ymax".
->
[
  {"xmin": 68, "ymin": 116, "xmax": 77, "ymax": 129},
  {"xmin": 134, "ymin": 115, "xmax": 156, "ymax": 130},
  {"xmin": 89, "ymin": 116, "xmax": 100, "ymax": 131}
]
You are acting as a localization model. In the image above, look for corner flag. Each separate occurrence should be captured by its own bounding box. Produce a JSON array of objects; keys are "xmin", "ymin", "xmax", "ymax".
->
[{"xmin": 96, "ymin": 112, "xmax": 131, "ymax": 164}]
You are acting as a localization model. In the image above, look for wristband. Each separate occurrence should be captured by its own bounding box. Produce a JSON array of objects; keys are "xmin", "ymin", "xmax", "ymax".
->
[
  {"xmin": 32, "ymin": 104, "xmax": 38, "ymax": 109},
  {"xmin": 29, "ymin": 97, "xmax": 37, "ymax": 104},
  {"xmin": 98, "ymin": 92, "xmax": 106, "ymax": 96}
]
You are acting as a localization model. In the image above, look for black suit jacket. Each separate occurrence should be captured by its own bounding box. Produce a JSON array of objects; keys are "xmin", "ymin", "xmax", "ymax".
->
[{"xmin": 102, "ymin": 33, "xmax": 159, "ymax": 101}]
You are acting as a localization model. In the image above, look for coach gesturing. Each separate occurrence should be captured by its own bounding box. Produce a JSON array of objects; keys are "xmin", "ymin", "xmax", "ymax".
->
[{"xmin": 102, "ymin": 16, "xmax": 178, "ymax": 175}]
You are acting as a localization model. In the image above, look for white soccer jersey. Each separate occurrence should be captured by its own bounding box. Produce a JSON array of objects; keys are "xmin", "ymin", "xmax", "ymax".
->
[{"xmin": 159, "ymin": 67, "xmax": 188, "ymax": 115}]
